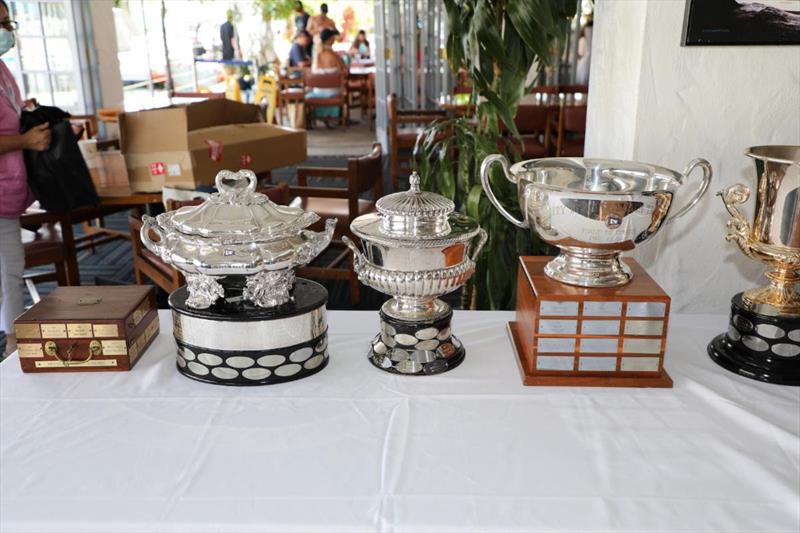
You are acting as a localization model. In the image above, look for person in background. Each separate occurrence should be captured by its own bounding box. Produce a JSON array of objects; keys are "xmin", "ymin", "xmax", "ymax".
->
[
  {"xmin": 220, "ymin": 9, "xmax": 239, "ymax": 62},
  {"xmin": 576, "ymin": 14, "xmax": 593, "ymax": 86},
  {"xmin": 0, "ymin": 0, "xmax": 50, "ymax": 356},
  {"xmin": 306, "ymin": 3, "xmax": 337, "ymax": 68},
  {"xmin": 316, "ymin": 28, "xmax": 344, "ymax": 72},
  {"xmin": 308, "ymin": 27, "xmax": 345, "ymax": 128},
  {"xmin": 349, "ymin": 30, "xmax": 370, "ymax": 59},
  {"xmin": 288, "ymin": 30, "xmax": 311, "ymax": 68},
  {"xmin": 293, "ymin": 1, "xmax": 309, "ymax": 32}
]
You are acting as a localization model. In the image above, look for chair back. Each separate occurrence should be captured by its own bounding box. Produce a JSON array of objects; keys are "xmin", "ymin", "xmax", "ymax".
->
[
  {"xmin": 387, "ymin": 93, "xmax": 398, "ymax": 132},
  {"xmin": 562, "ymin": 105, "xmax": 587, "ymax": 134},
  {"xmin": 514, "ymin": 105, "xmax": 551, "ymax": 135},
  {"xmin": 304, "ymin": 70, "xmax": 343, "ymax": 91},
  {"xmin": 348, "ymin": 143, "xmax": 383, "ymax": 196}
]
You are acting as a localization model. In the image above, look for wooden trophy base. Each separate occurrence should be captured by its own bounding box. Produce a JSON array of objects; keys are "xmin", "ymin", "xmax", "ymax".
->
[{"xmin": 510, "ymin": 256, "xmax": 674, "ymax": 388}]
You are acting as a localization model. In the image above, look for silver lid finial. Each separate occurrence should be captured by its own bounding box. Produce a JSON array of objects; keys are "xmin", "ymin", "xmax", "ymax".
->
[{"xmin": 409, "ymin": 172, "xmax": 421, "ymax": 193}]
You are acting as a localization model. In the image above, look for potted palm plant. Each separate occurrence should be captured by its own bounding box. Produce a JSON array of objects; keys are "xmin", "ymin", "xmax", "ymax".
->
[{"xmin": 415, "ymin": 0, "xmax": 580, "ymax": 310}]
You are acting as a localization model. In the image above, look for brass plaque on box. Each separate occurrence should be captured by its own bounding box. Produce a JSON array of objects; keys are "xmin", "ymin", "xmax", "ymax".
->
[
  {"xmin": 35, "ymin": 359, "xmax": 118, "ymax": 368},
  {"xmin": 15, "ymin": 324, "xmax": 40, "ymax": 339},
  {"xmin": 40, "ymin": 324, "xmax": 67, "ymax": 338},
  {"xmin": 101, "ymin": 340, "xmax": 128, "ymax": 356},
  {"xmin": 67, "ymin": 323, "xmax": 93, "ymax": 338},
  {"xmin": 18, "ymin": 343, "xmax": 43, "ymax": 358},
  {"xmin": 93, "ymin": 324, "xmax": 119, "ymax": 338}
]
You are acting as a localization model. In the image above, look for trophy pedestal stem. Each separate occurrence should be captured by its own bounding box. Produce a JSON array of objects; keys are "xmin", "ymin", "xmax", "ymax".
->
[
  {"xmin": 742, "ymin": 267, "xmax": 800, "ymax": 316},
  {"xmin": 368, "ymin": 307, "xmax": 465, "ymax": 375},
  {"xmin": 545, "ymin": 248, "xmax": 633, "ymax": 288},
  {"xmin": 708, "ymin": 293, "xmax": 800, "ymax": 386}
]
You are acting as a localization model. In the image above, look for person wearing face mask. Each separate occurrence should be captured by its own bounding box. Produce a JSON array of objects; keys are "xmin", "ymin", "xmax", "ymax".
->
[{"xmin": 0, "ymin": 0, "xmax": 51, "ymax": 356}]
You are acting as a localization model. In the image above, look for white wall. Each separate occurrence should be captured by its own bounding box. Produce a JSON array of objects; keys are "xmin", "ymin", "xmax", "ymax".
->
[{"xmin": 585, "ymin": 0, "xmax": 800, "ymax": 313}]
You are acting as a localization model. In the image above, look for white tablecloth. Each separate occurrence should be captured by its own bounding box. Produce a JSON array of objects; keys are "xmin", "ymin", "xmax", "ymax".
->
[{"xmin": 1, "ymin": 310, "xmax": 798, "ymax": 532}]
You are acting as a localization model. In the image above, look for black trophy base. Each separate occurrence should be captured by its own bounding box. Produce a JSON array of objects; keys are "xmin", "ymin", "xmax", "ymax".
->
[
  {"xmin": 708, "ymin": 293, "xmax": 800, "ymax": 386},
  {"xmin": 369, "ymin": 308, "xmax": 465, "ymax": 375},
  {"xmin": 170, "ymin": 278, "xmax": 329, "ymax": 386}
]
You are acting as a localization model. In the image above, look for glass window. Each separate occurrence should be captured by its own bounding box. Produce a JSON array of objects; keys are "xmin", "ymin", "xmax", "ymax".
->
[{"xmin": 22, "ymin": 72, "xmax": 51, "ymax": 105}]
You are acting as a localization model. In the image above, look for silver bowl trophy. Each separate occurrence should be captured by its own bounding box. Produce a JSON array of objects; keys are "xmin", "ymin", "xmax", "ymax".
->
[
  {"xmin": 140, "ymin": 170, "xmax": 335, "ymax": 385},
  {"xmin": 344, "ymin": 173, "xmax": 486, "ymax": 375},
  {"xmin": 709, "ymin": 146, "xmax": 800, "ymax": 385},
  {"xmin": 481, "ymin": 155, "xmax": 712, "ymax": 388},
  {"xmin": 481, "ymin": 156, "xmax": 712, "ymax": 287}
]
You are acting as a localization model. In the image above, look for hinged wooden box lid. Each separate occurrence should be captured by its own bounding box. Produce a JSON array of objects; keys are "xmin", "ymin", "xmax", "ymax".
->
[{"xmin": 14, "ymin": 286, "xmax": 159, "ymax": 373}]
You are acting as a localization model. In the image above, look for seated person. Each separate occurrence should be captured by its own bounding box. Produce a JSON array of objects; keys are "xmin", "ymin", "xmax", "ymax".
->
[
  {"xmin": 307, "ymin": 28, "xmax": 345, "ymax": 127},
  {"xmin": 288, "ymin": 30, "xmax": 311, "ymax": 68},
  {"xmin": 349, "ymin": 30, "xmax": 370, "ymax": 59}
]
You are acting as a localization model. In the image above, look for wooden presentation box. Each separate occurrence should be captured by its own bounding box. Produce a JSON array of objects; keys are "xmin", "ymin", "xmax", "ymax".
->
[
  {"xmin": 508, "ymin": 256, "xmax": 673, "ymax": 388},
  {"xmin": 14, "ymin": 286, "xmax": 159, "ymax": 373}
]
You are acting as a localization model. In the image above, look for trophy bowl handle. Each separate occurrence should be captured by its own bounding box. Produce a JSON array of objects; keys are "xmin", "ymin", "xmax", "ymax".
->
[
  {"xmin": 470, "ymin": 228, "xmax": 488, "ymax": 262},
  {"xmin": 342, "ymin": 236, "xmax": 366, "ymax": 273},
  {"xmin": 718, "ymin": 184, "xmax": 756, "ymax": 258},
  {"xmin": 666, "ymin": 158, "xmax": 713, "ymax": 223},
  {"xmin": 480, "ymin": 154, "xmax": 528, "ymax": 229},
  {"xmin": 140, "ymin": 215, "xmax": 166, "ymax": 257}
]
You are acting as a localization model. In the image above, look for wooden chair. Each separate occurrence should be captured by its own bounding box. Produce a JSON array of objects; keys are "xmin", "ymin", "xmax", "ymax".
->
[
  {"xmin": 531, "ymin": 85, "xmax": 560, "ymax": 106},
  {"xmin": 364, "ymin": 74, "xmax": 376, "ymax": 130},
  {"xmin": 304, "ymin": 69, "xmax": 347, "ymax": 128},
  {"xmin": 22, "ymin": 223, "xmax": 70, "ymax": 303},
  {"xmin": 291, "ymin": 143, "xmax": 384, "ymax": 305},
  {"xmin": 559, "ymin": 84, "xmax": 589, "ymax": 106},
  {"xmin": 387, "ymin": 93, "xmax": 446, "ymax": 190},
  {"xmin": 502, "ymin": 105, "xmax": 553, "ymax": 159},
  {"xmin": 277, "ymin": 68, "xmax": 305, "ymax": 127},
  {"xmin": 69, "ymin": 114, "xmax": 98, "ymax": 140},
  {"xmin": 556, "ymin": 104, "xmax": 587, "ymax": 157},
  {"xmin": 130, "ymin": 184, "xmax": 291, "ymax": 294}
]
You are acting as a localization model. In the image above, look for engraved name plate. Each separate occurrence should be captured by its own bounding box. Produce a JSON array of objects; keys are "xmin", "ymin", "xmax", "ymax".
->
[
  {"xmin": 579, "ymin": 338, "xmax": 618, "ymax": 353},
  {"xmin": 35, "ymin": 359, "xmax": 118, "ymax": 369},
  {"xmin": 578, "ymin": 357, "xmax": 617, "ymax": 371},
  {"xmin": 93, "ymin": 324, "xmax": 119, "ymax": 338},
  {"xmin": 536, "ymin": 355, "xmax": 574, "ymax": 371},
  {"xmin": 537, "ymin": 338, "xmax": 576, "ymax": 352},
  {"xmin": 18, "ymin": 343, "xmax": 43, "ymax": 358},
  {"xmin": 626, "ymin": 302, "xmax": 666, "ymax": 317},
  {"xmin": 582, "ymin": 320, "xmax": 620, "ymax": 335},
  {"xmin": 15, "ymin": 324, "xmax": 40, "ymax": 339},
  {"xmin": 620, "ymin": 357, "xmax": 660, "ymax": 372},
  {"xmin": 539, "ymin": 301, "xmax": 579, "ymax": 316},
  {"xmin": 622, "ymin": 338, "xmax": 662, "ymax": 354},
  {"xmin": 101, "ymin": 340, "xmax": 128, "ymax": 356},
  {"xmin": 539, "ymin": 319, "xmax": 578, "ymax": 335},
  {"xmin": 67, "ymin": 323, "xmax": 93, "ymax": 338},
  {"xmin": 624, "ymin": 320, "xmax": 664, "ymax": 336},
  {"xmin": 40, "ymin": 324, "xmax": 67, "ymax": 338},
  {"xmin": 583, "ymin": 301, "xmax": 623, "ymax": 316}
]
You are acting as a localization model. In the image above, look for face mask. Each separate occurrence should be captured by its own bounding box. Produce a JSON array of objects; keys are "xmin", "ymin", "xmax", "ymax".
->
[{"xmin": 0, "ymin": 29, "xmax": 15, "ymax": 56}]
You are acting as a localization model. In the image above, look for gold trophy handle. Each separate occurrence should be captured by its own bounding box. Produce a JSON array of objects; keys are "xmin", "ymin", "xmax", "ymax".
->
[
  {"xmin": 667, "ymin": 158, "xmax": 713, "ymax": 223},
  {"xmin": 718, "ymin": 184, "xmax": 756, "ymax": 259}
]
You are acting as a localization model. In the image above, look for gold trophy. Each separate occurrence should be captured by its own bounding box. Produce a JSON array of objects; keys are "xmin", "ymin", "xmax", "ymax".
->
[{"xmin": 709, "ymin": 146, "xmax": 800, "ymax": 385}]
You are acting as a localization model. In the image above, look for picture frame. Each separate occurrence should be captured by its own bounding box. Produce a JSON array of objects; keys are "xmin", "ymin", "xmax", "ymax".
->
[{"xmin": 682, "ymin": 0, "xmax": 800, "ymax": 46}]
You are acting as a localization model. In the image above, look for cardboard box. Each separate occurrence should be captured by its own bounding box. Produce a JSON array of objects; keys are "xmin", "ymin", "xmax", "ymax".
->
[{"xmin": 119, "ymin": 99, "xmax": 307, "ymax": 192}]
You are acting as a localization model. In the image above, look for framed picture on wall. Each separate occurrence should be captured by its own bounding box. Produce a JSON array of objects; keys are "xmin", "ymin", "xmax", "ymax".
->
[{"xmin": 682, "ymin": 0, "xmax": 800, "ymax": 45}]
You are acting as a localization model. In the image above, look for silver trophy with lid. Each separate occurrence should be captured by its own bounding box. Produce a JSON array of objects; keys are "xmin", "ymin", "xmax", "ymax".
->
[
  {"xmin": 140, "ymin": 169, "xmax": 335, "ymax": 385},
  {"xmin": 344, "ymin": 173, "xmax": 487, "ymax": 375}
]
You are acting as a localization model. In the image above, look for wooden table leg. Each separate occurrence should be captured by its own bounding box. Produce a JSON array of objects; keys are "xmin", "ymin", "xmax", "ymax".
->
[{"xmin": 60, "ymin": 218, "xmax": 80, "ymax": 286}]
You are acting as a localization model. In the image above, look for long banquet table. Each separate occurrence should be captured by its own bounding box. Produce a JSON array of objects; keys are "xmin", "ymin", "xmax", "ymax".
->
[{"xmin": 1, "ymin": 310, "xmax": 798, "ymax": 532}]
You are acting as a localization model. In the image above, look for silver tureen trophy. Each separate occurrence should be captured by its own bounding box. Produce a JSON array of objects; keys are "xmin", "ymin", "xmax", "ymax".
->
[
  {"xmin": 480, "ymin": 156, "xmax": 713, "ymax": 287},
  {"xmin": 344, "ymin": 173, "xmax": 487, "ymax": 375},
  {"xmin": 140, "ymin": 169, "xmax": 336, "ymax": 385}
]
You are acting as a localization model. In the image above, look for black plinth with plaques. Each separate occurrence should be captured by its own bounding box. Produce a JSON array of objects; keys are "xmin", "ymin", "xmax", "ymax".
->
[
  {"xmin": 708, "ymin": 293, "xmax": 800, "ymax": 386},
  {"xmin": 169, "ymin": 277, "xmax": 329, "ymax": 386},
  {"xmin": 368, "ymin": 307, "xmax": 465, "ymax": 375}
]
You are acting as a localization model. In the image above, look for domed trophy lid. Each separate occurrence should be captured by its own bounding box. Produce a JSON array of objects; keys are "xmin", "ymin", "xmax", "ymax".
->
[{"xmin": 375, "ymin": 172, "xmax": 454, "ymax": 238}]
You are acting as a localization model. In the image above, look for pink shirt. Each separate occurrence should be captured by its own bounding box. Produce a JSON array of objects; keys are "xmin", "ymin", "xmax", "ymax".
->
[{"xmin": 0, "ymin": 60, "xmax": 33, "ymax": 218}]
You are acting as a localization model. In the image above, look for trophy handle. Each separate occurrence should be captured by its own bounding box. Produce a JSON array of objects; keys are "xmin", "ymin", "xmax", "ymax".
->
[
  {"xmin": 140, "ymin": 215, "xmax": 166, "ymax": 257},
  {"xmin": 718, "ymin": 184, "xmax": 756, "ymax": 259},
  {"xmin": 342, "ymin": 236, "xmax": 366, "ymax": 272},
  {"xmin": 666, "ymin": 158, "xmax": 713, "ymax": 223},
  {"xmin": 480, "ymin": 154, "xmax": 528, "ymax": 229},
  {"xmin": 470, "ymin": 229, "xmax": 488, "ymax": 262}
]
